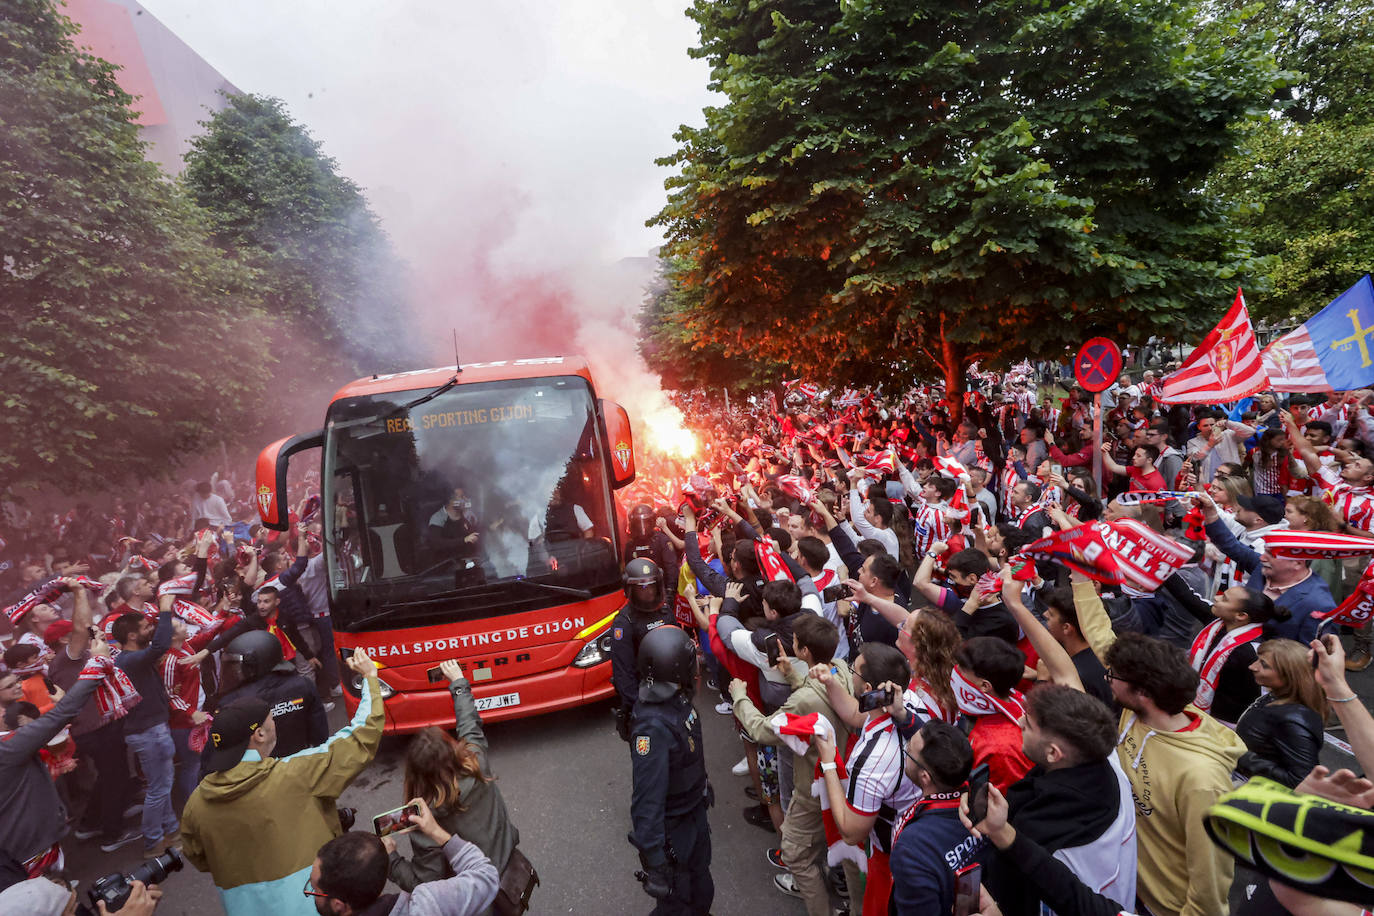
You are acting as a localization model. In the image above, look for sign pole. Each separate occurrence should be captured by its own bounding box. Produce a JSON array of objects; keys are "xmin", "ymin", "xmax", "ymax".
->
[{"xmin": 1092, "ymin": 392, "xmax": 1103, "ymax": 491}]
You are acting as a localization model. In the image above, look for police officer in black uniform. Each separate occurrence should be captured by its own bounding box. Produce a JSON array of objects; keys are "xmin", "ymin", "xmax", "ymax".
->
[
  {"xmin": 202, "ymin": 629, "xmax": 328, "ymax": 775},
  {"xmin": 629, "ymin": 625, "xmax": 713, "ymax": 915},
  {"xmin": 610, "ymin": 558, "xmax": 674, "ymax": 741},
  {"xmin": 624, "ymin": 504, "xmax": 678, "ymax": 569}
]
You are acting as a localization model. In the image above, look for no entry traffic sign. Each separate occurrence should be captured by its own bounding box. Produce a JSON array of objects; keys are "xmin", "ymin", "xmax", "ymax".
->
[{"xmin": 1075, "ymin": 337, "xmax": 1122, "ymax": 393}]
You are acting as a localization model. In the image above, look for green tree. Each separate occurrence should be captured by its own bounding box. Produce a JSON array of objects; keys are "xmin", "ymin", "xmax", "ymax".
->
[
  {"xmin": 639, "ymin": 256, "xmax": 787, "ymax": 393},
  {"xmin": 0, "ymin": 0, "xmax": 266, "ymax": 494},
  {"xmin": 182, "ymin": 94, "xmax": 416, "ymax": 377},
  {"xmin": 1206, "ymin": 0, "xmax": 1374, "ymax": 321},
  {"xmin": 650, "ymin": 0, "xmax": 1277, "ymax": 407}
]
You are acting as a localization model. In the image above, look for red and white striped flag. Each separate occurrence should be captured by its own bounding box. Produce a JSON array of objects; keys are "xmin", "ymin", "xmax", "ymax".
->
[{"xmin": 1160, "ymin": 289, "xmax": 1269, "ymax": 404}]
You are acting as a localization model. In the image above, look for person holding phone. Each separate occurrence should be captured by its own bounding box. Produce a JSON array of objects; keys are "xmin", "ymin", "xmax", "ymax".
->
[
  {"xmin": 388, "ymin": 660, "xmax": 528, "ymax": 915},
  {"xmin": 888, "ymin": 720, "xmax": 987, "ymax": 915},
  {"xmin": 814, "ymin": 643, "xmax": 918, "ymax": 916}
]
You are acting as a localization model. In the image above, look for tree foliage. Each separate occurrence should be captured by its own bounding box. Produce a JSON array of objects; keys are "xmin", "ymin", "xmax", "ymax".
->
[
  {"xmin": 648, "ymin": 0, "xmax": 1277, "ymax": 401},
  {"xmin": 1206, "ymin": 0, "xmax": 1374, "ymax": 321},
  {"xmin": 0, "ymin": 0, "xmax": 266, "ymax": 494},
  {"xmin": 638, "ymin": 256, "xmax": 789, "ymax": 392},
  {"xmin": 182, "ymin": 94, "xmax": 416, "ymax": 376}
]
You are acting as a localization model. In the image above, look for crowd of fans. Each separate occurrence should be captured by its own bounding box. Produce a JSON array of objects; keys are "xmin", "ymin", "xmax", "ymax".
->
[
  {"xmin": 0, "ymin": 469, "xmax": 519, "ymax": 914},
  {"xmin": 3, "ymin": 361, "xmax": 1374, "ymax": 915},
  {"xmin": 637, "ymin": 367, "xmax": 1374, "ymax": 915}
]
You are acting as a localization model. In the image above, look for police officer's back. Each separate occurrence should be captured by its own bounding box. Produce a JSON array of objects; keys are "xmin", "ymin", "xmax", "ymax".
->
[
  {"xmin": 203, "ymin": 629, "xmax": 328, "ymax": 776},
  {"xmin": 629, "ymin": 625, "xmax": 712, "ymax": 915},
  {"xmin": 611, "ymin": 558, "xmax": 674, "ymax": 740}
]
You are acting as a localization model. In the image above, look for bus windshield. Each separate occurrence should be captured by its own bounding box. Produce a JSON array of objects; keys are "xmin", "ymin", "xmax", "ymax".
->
[{"xmin": 322, "ymin": 375, "xmax": 621, "ymax": 631}]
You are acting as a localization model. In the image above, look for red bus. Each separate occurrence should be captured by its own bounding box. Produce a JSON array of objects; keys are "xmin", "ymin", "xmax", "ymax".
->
[{"xmin": 254, "ymin": 356, "xmax": 637, "ymax": 733}]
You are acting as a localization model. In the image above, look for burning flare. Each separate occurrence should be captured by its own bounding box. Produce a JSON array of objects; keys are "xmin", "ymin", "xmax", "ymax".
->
[{"xmin": 643, "ymin": 405, "xmax": 699, "ymax": 461}]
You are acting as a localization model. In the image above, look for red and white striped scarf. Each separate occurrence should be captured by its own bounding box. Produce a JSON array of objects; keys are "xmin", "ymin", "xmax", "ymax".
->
[
  {"xmin": 950, "ymin": 666, "xmax": 1025, "ymax": 725},
  {"xmin": 78, "ymin": 655, "xmax": 142, "ymax": 724},
  {"xmin": 1187, "ymin": 620, "xmax": 1263, "ymax": 714}
]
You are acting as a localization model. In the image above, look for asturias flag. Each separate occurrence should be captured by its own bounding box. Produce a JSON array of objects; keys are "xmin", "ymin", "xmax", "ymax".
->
[{"xmin": 1262, "ymin": 275, "xmax": 1374, "ymax": 392}]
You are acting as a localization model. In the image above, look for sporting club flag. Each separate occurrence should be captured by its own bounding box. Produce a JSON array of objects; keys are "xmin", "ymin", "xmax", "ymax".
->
[
  {"xmin": 797, "ymin": 382, "xmax": 820, "ymax": 400},
  {"xmin": 776, "ymin": 474, "xmax": 815, "ymax": 506},
  {"xmin": 754, "ymin": 538, "xmax": 794, "ymax": 583},
  {"xmin": 1099, "ymin": 519, "xmax": 1195, "ymax": 591},
  {"xmin": 1020, "ymin": 524, "xmax": 1123, "ymax": 584},
  {"xmin": 1160, "ymin": 289, "xmax": 1269, "ymax": 404},
  {"xmin": 863, "ymin": 451, "xmax": 897, "ymax": 476},
  {"xmin": 1262, "ymin": 275, "xmax": 1374, "ymax": 393},
  {"xmin": 1261, "ymin": 530, "xmax": 1374, "ymax": 560}
]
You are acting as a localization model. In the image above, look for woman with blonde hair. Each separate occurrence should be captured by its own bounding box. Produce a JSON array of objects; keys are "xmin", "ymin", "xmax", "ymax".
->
[
  {"xmin": 1235, "ymin": 639, "xmax": 1327, "ymax": 787},
  {"xmin": 389, "ymin": 659, "xmax": 526, "ymax": 913}
]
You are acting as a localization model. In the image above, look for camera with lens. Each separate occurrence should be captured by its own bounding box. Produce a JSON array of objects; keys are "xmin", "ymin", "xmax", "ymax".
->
[
  {"xmin": 822, "ymin": 583, "xmax": 853, "ymax": 602},
  {"xmin": 83, "ymin": 848, "xmax": 183, "ymax": 913}
]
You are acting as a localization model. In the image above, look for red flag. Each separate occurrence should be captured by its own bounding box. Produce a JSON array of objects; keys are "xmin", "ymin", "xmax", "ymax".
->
[
  {"xmin": 776, "ymin": 475, "xmax": 815, "ymax": 505},
  {"xmin": 1160, "ymin": 289, "xmax": 1269, "ymax": 404},
  {"xmin": 864, "ymin": 452, "xmax": 897, "ymax": 476},
  {"xmin": 754, "ymin": 538, "xmax": 794, "ymax": 582}
]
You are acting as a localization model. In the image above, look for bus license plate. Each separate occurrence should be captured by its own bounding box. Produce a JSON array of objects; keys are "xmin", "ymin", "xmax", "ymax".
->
[{"xmin": 475, "ymin": 692, "xmax": 520, "ymax": 712}]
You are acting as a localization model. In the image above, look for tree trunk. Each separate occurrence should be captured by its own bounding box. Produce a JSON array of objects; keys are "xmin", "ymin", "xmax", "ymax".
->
[{"xmin": 940, "ymin": 321, "xmax": 967, "ymax": 426}]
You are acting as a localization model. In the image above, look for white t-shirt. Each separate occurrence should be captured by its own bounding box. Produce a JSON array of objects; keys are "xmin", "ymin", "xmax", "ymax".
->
[
  {"xmin": 528, "ymin": 504, "xmax": 592, "ymax": 540},
  {"xmin": 191, "ymin": 493, "xmax": 232, "ymax": 527}
]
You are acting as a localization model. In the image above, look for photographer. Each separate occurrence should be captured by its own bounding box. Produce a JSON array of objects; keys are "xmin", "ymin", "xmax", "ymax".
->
[
  {"xmin": 0, "ymin": 875, "xmax": 161, "ymax": 915},
  {"xmin": 180, "ymin": 648, "xmax": 385, "ymax": 915},
  {"xmin": 309, "ymin": 798, "xmax": 497, "ymax": 916}
]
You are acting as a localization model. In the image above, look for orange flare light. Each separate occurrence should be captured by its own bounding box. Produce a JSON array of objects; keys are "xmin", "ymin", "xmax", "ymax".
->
[{"xmin": 643, "ymin": 406, "xmax": 699, "ymax": 461}]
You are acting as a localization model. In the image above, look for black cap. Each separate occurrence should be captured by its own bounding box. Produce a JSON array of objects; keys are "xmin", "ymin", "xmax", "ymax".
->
[
  {"xmin": 206, "ymin": 698, "xmax": 271, "ymax": 773},
  {"xmin": 1237, "ymin": 494, "xmax": 1286, "ymax": 526}
]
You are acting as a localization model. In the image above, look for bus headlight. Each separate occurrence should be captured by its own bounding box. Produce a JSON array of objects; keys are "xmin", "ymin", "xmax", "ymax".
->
[
  {"xmin": 349, "ymin": 674, "xmax": 395, "ymax": 699},
  {"xmin": 572, "ymin": 633, "xmax": 614, "ymax": 668}
]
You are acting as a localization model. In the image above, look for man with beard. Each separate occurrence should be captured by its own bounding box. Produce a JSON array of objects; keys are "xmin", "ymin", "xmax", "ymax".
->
[{"xmin": 983, "ymin": 685, "xmax": 1137, "ymax": 916}]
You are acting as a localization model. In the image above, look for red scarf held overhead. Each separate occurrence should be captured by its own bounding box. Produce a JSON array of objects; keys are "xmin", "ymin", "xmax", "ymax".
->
[
  {"xmin": 78, "ymin": 655, "xmax": 142, "ymax": 725},
  {"xmin": 5, "ymin": 576, "xmax": 103, "ymax": 625}
]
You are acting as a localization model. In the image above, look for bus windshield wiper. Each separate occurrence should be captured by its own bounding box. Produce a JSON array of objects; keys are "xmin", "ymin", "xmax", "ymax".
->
[{"xmin": 507, "ymin": 577, "xmax": 592, "ymax": 600}]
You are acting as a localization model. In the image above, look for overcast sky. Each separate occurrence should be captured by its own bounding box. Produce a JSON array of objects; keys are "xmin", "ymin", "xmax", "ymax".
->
[
  {"xmin": 133, "ymin": 0, "xmax": 720, "ymax": 378},
  {"xmin": 139, "ymin": 0, "xmax": 715, "ymax": 267}
]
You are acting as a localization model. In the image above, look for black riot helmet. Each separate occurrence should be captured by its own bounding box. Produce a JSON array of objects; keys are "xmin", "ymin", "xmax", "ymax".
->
[
  {"xmin": 221, "ymin": 629, "xmax": 286, "ymax": 692},
  {"xmin": 637, "ymin": 624, "xmax": 697, "ymax": 702},
  {"xmin": 623, "ymin": 558, "xmax": 664, "ymax": 614},
  {"xmin": 627, "ymin": 504, "xmax": 655, "ymax": 541}
]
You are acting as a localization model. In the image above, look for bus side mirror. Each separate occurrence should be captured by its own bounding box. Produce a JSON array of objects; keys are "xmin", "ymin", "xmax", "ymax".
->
[
  {"xmin": 255, "ymin": 430, "xmax": 324, "ymax": 530},
  {"xmin": 599, "ymin": 400, "xmax": 635, "ymax": 489}
]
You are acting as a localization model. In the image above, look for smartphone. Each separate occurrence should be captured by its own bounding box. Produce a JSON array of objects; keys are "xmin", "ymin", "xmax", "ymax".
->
[
  {"xmin": 857, "ymin": 685, "xmax": 895, "ymax": 713},
  {"xmin": 822, "ymin": 583, "xmax": 853, "ymax": 603},
  {"xmin": 427, "ymin": 667, "xmax": 446, "ymax": 683},
  {"xmin": 1049, "ymin": 462, "xmax": 1062, "ymax": 476},
  {"xmin": 966, "ymin": 762, "xmax": 991, "ymax": 825},
  {"xmin": 373, "ymin": 803, "xmax": 420, "ymax": 838},
  {"xmin": 765, "ymin": 634, "xmax": 783, "ymax": 667},
  {"xmin": 953, "ymin": 863, "xmax": 982, "ymax": 916}
]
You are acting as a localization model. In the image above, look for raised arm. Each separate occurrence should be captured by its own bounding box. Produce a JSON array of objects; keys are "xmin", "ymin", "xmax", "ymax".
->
[{"xmin": 1001, "ymin": 570, "xmax": 1083, "ymax": 690}]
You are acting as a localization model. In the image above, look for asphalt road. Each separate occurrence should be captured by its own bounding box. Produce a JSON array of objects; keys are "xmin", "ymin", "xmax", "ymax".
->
[
  {"xmin": 60, "ymin": 658, "xmax": 1374, "ymax": 916},
  {"xmin": 63, "ymin": 686, "xmax": 810, "ymax": 916}
]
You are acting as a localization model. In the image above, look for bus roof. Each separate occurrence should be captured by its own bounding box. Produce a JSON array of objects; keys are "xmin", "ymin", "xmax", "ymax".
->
[{"xmin": 330, "ymin": 356, "xmax": 593, "ymax": 403}]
